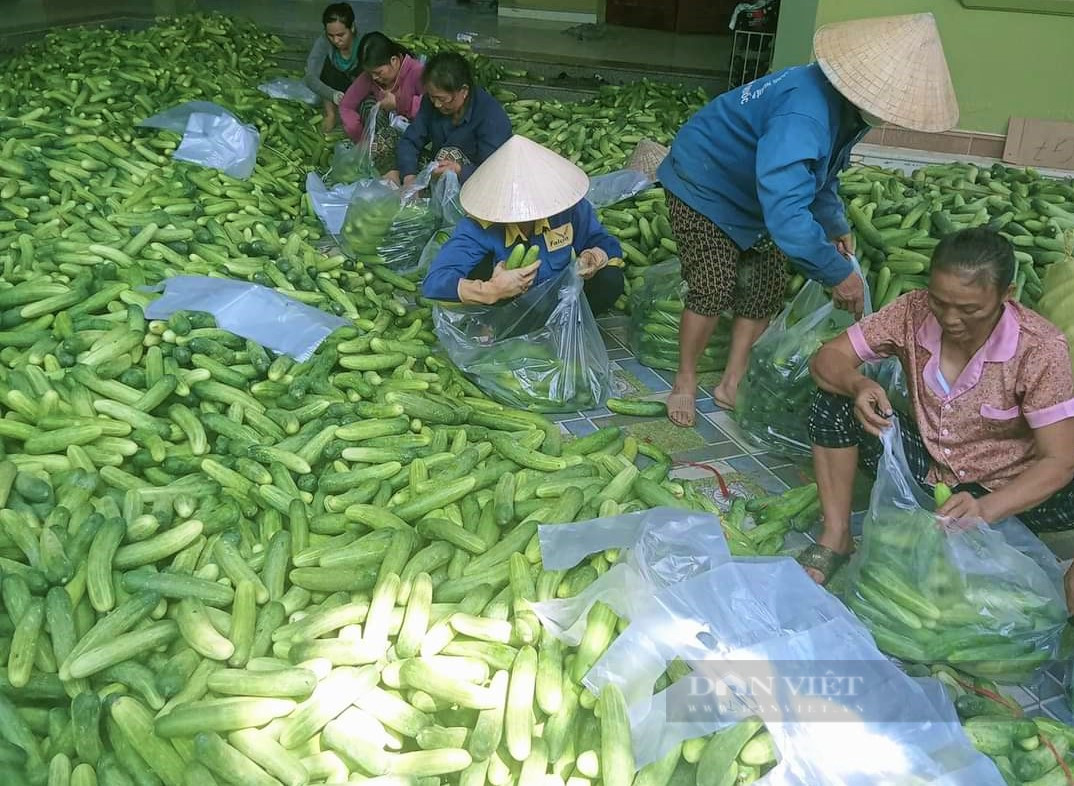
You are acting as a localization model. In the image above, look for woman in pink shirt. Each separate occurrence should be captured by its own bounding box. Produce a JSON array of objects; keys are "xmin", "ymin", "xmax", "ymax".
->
[
  {"xmin": 339, "ymin": 32, "xmax": 425, "ymax": 174},
  {"xmin": 799, "ymin": 227, "xmax": 1074, "ymax": 588}
]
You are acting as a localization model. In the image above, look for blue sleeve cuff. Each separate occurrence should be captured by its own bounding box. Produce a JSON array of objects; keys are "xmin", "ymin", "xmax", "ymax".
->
[
  {"xmin": 821, "ymin": 213, "xmax": 851, "ymax": 240},
  {"xmin": 815, "ymin": 253, "xmax": 855, "ymax": 287},
  {"xmin": 421, "ymin": 274, "xmax": 461, "ymax": 301}
]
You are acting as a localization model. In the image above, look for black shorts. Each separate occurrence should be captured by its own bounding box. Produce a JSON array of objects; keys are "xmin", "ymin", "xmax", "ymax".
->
[{"xmin": 808, "ymin": 389, "xmax": 1074, "ymax": 533}]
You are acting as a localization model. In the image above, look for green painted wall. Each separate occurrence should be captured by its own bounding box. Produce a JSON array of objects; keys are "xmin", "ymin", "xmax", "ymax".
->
[
  {"xmin": 771, "ymin": 0, "xmax": 819, "ymax": 73},
  {"xmin": 772, "ymin": 0, "xmax": 1074, "ymax": 135},
  {"xmin": 499, "ymin": 0, "xmax": 604, "ymax": 19}
]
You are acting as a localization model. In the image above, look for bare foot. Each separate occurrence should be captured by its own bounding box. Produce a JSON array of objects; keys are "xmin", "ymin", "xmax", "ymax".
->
[
  {"xmin": 667, "ymin": 379, "xmax": 697, "ymax": 428},
  {"xmin": 713, "ymin": 376, "xmax": 739, "ymax": 411}
]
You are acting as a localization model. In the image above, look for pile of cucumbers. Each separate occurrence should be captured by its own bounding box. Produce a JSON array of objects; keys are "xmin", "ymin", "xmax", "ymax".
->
[
  {"xmin": 0, "ymin": 14, "xmax": 814, "ymax": 786},
  {"xmin": 4, "ymin": 10, "xmax": 1072, "ymax": 786},
  {"xmin": 946, "ymin": 663, "xmax": 1074, "ymax": 786},
  {"xmin": 504, "ymin": 86, "xmax": 707, "ymax": 179}
]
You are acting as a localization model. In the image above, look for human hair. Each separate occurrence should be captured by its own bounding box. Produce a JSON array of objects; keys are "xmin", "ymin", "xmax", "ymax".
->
[
  {"xmin": 358, "ymin": 31, "xmax": 409, "ymax": 70},
  {"xmin": 422, "ymin": 52, "xmax": 473, "ymax": 93},
  {"xmin": 930, "ymin": 227, "xmax": 1016, "ymax": 291},
  {"xmin": 322, "ymin": 3, "xmax": 355, "ymax": 28}
]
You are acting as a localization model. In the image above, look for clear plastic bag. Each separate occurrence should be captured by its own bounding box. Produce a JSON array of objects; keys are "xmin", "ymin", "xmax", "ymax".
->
[
  {"xmin": 338, "ymin": 163, "xmax": 439, "ymax": 270},
  {"xmin": 733, "ymin": 277, "xmax": 854, "ymax": 456},
  {"xmin": 140, "ymin": 101, "xmax": 260, "ymax": 180},
  {"xmin": 330, "ymin": 138, "xmax": 377, "ymax": 186},
  {"xmin": 306, "ymin": 172, "xmax": 360, "ymax": 237},
  {"xmin": 432, "ymin": 170, "xmax": 464, "ymax": 229},
  {"xmin": 142, "ymin": 276, "xmax": 347, "ymax": 361},
  {"xmin": 734, "ymin": 259, "xmax": 902, "ymax": 456},
  {"xmin": 585, "ymin": 559, "xmax": 1004, "ymax": 784},
  {"xmin": 532, "ymin": 508, "xmax": 732, "ymax": 644},
  {"xmin": 586, "ymin": 169, "xmax": 654, "ymax": 209},
  {"xmin": 433, "ymin": 265, "xmax": 612, "ymax": 412},
  {"xmin": 627, "ymin": 258, "xmax": 729, "ymax": 372},
  {"xmin": 258, "ymin": 78, "xmax": 318, "ymax": 105},
  {"xmin": 843, "ymin": 417, "xmax": 1067, "ymax": 683}
]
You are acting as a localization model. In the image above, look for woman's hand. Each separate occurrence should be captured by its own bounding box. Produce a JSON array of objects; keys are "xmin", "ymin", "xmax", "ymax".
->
[
  {"xmin": 833, "ymin": 233, "xmax": 854, "ymax": 258},
  {"xmin": 332, "ymin": 90, "xmax": 345, "ymax": 106},
  {"xmin": 937, "ymin": 491, "xmax": 990, "ymax": 523},
  {"xmin": 832, "ymin": 270, "xmax": 865, "ymax": 320},
  {"xmin": 403, "ymin": 174, "xmax": 417, "ymax": 188},
  {"xmin": 435, "ymin": 160, "xmax": 462, "ymax": 178},
  {"xmin": 384, "ymin": 170, "xmax": 402, "ymax": 187},
  {"xmin": 489, "ymin": 260, "xmax": 540, "ymax": 301},
  {"xmin": 321, "ymin": 102, "xmax": 338, "ymax": 134},
  {"xmin": 851, "ymin": 378, "xmax": 893, "ymax": 436},
  {"xmin": 378, "ymin": 91, "xmax": 397, "ymax": 112},
  {"xmin": 577, "ymin": 248, "xmax": 608, "ymax": 280}
]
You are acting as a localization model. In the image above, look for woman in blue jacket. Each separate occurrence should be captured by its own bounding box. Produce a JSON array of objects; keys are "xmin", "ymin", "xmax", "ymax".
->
[
  {"xmin": 422, "ymin": 135, "xmax": 624, "ymax": 314},
  {"xmin": 661, "ymin": 13, "xmax": 959, "ymax": 426}
]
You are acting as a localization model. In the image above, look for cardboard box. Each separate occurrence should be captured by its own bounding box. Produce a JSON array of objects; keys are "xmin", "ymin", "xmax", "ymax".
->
[{"xmin": 1003, "ymin": 117, "xmax": 1074, "ymax": 172}]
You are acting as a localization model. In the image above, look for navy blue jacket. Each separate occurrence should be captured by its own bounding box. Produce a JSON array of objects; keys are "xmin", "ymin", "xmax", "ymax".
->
[{"xmin": 396, "ymin": 87, "xmax": 512, "ymax": 183}]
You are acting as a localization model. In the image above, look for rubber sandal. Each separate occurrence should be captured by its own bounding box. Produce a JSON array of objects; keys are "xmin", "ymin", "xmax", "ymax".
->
[
  {"xmin": 666, "ymin": 392, "xmax": 696, "ymax": 428},
  {"xmin": 796, "ymin": 543, "xmax": 850, "ymax": 586}
]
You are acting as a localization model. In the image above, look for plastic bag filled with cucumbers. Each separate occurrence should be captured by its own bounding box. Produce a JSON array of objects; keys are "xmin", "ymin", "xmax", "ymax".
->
[
  {"xmin": 329, "ymin": 101, "xmax": 381, "ymax": 184},
  {"xmin": 627, "ymin": 258, "xmax": 730, "ymax": 372},
  {"xmin": 734, "ymin": 259, "xmax": 902, "ymax": 457},
  {"xmin": 337, "ymin": 162, "xmax": 440, "ymax": 270},
  {"xmin": 433, "ymin": 265, "xmax": 612, "ymax": 411},
  {"xmin": 843, "ymin": 417, "xmax": 1067, "ymax": 683},
  {"xmin": 329, "ymin": 139, "xmax": 378, "ymax": 185}
]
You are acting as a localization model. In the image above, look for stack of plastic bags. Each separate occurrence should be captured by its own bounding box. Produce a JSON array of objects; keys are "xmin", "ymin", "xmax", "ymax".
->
[{"xmin": 534, "ymin": 508, "xmax": 1007, "ymax": 785}]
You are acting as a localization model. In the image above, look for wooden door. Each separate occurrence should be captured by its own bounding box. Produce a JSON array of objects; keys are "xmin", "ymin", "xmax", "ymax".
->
[
  {"xmin": 675, "ymin": 0, "xmax": 736, "ymax": 34},
  {"xmin": 606, "ymin": 0, "xmax": 678, "ymax": 32}
]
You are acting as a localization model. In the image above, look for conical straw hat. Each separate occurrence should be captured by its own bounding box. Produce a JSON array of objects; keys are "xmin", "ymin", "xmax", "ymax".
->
[
  {"xmin": 460, "ymin": 135, "xmax": 590, "ymax": 224},
  {"xmin": 628, "ymin": 139, "xmax": 669, "ymax": 182},
  {"xmin": 813, "ymin": 13, "xmax": 959, "ymax": 133}
]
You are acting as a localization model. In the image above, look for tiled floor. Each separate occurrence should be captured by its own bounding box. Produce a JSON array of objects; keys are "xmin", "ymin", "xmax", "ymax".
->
[{"xmin": 587, "ymin": 312, "xmax": 1073, "ymax": 721}]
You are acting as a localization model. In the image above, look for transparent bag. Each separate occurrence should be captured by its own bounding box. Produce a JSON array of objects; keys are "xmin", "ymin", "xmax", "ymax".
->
[
  {"xmin": 338, "ymin": 163, "xmax": 439, "ymax": 270},
  {"xmin": 734, "ymin": 259, "xmax": 902, "ymax": 456},
  {"xmin": 627, "ymin": 258, "xmax": 729, "ymax": 372},
  {"xmin": 532, "ymin": 508, "xmax": 732, "ymax": 645},
  {"xmin": 140, "ymin": 101, "xmax": 260, "ymax": 180},
  {"xmin": 843, "ymin": 417, "xmax": 1067, "ymax": 683},
  {"xmin": 142, "ymin": 276, "xmax": 347, "ymax": 361},
  {"xmin": 329, "ymin": 138, "xmax": 377, "ymax": 186},
  {"xmin": 258, "ymin": 78, "xmax": 319, "ymax": 105},
  {"xmin": 585, "ymin": 559, "xmax": 1004, "ymax": 784},
  {"xmin": 586, "ymin": 169, "xmax": 654, "ymax": 209},
  {"xmin": 395, "ymin": 169, "xmax": 464, "ymax": 277},
  {"xmin": 432, "ymin": 169, "xmax": 464, "ymax": 229},
  {"xmin": 306, "ymin": 172, "xmax": 360, "ymax": 237},
  {"xmin": 433, "ymin": 265, "xmax": 612, "ymax": 412}
]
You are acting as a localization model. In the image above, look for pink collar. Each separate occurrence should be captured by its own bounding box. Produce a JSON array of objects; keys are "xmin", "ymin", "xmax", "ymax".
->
[{"xmin": 916, "ymin": 300, "xmax": 1020, "ymax": 400}]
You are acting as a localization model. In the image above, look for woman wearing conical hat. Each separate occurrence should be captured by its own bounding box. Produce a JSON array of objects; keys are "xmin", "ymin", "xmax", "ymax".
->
[
  {"xmin": 659, "ymin": 14, "xmax": 959, "ymax": 428},
  {"xmin": 421, "ymin": 135, "xmax": 626, "ymax": 314}
]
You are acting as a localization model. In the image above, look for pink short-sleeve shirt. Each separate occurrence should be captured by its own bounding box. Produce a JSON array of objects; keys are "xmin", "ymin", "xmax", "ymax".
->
[{"xmin": 846, "ymin": 289, "xmax": 1074, "ymax": 489}]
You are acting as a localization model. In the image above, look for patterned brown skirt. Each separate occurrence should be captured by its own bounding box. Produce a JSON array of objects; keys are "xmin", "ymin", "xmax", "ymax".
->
[{"xmin": 666, "ymin": 193, "xmax": 788, "ymax": 320}]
